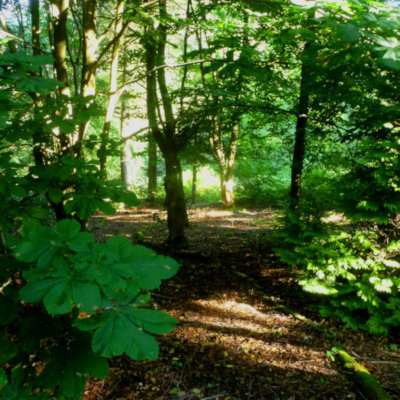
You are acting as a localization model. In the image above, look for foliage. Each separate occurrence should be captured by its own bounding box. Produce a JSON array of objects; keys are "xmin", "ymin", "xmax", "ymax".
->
[
  {"xmin": 1, "ymin": 222, "xmax": 179, "ymax": 399},
  {"xmin": 274, "ymin": 212, "xmax": 400, "ymax": 335},
  {"xmin": 0, "ymin": 52, "xmax": 179, "ymax": 399}
]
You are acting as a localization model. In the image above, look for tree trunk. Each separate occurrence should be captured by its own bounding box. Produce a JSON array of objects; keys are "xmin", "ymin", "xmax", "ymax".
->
[
  {"xmin": 30, "ymin": 0, "xmax": 46, "ymax": 166},
  {"xmin": 50, "ymin": 0, "xmax": 70, "ymax": 97},
  {"xmin": 164, "ymin": 150, "xmax": 189, "ymax": 246},
  {"xmin": 50, "ymin": 0, "xmax": 71, "ymax": 153},
  {"xmin": 147, "ymin": 135, "xmax": 157, "ymax": 205},
  {"xmin": 144, "ymin": 5, "xmax": 189, "ymax": 246},
  {"xmin": 210, "ymin": 116, "xmax": 238, "ymax": 209},
  {"xmin": 75, "ymin": 0, "xmax": 97, "ymax": 155},
  {"xmin": 222, "ymin": 119, "xmax": 239, "ymax": 208},
  {"xmin": 290, "ymin": 46, "xmax": 310, "ymax": 211}
]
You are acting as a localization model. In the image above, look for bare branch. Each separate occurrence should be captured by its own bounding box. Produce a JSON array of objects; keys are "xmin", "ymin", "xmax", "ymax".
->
[{"xmin": 117, "ymin": 126, "xmax": 149, "ymax": 145}]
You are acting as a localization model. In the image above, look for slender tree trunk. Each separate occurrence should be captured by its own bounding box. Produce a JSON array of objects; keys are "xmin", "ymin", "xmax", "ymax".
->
[
  {"xmin": 99, "ymin": 0, "xmax": 124, "ymax": 172},
  {"xmin": 50, "ymin": 0, "xmax": 71, "ymax": 154},
  {"xmin": 147, "ymin": 135, "xmax": 157, "ymax": 205},
  {"xmin": 50, "ymin": 0, "xmax": 70, "ymax": 97},
  {"xmin": 290, "ymin": 46, "xmax": 310, "ymax": 211},
  {"xmin": 191, "ymin": 164, "xmax": 197, "ymax": 206},
  {"xmin": 120, "ymin": 100, "xmax": 130, "ymax": 189},
  {"xmin": 76, "ymin": 0, "xmax": 97, "ymax": 155},
  {"xmin": 222, "ymin": 119, "xmax": 238, "ymax": 208},
  {"xmin": 209, "ymin": 114, "xmax": 238, "ymax": 209},
  {"xmin": 30, "ymin": 0, "xmax": 46, "ymax": 166}
]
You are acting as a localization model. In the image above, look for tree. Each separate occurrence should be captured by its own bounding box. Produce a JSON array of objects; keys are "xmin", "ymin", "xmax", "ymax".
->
[{"xmin": 144, "ymin": 0, "xmax": 196, "ymax": 245}]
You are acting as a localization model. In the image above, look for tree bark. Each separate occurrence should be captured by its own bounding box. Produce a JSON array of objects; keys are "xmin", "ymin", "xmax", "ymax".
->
[{"xmin": 50, "ymin": 0, "xmax": 71, "ymax": 154}]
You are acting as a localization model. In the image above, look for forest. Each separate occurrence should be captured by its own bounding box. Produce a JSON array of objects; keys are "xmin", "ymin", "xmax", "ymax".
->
[{"xmin": 1, "ymin": 0, "xmax": 400, "ymax": 399}]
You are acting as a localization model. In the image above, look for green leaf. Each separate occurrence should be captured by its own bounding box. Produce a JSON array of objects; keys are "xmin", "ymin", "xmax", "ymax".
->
[
  {"xmin": 337, "ymin": 24, "xmax": 360, "ymax": 42},
  {"xmin": 20, "ymin": 278, "xmax": 58, "ymax": 303},
  {"xmin": 0, "ymin": 296, "xmax": 17, "ymax": 325},
  {"xmin": 0, "ymin": 334, "xmax": 18, "ymax": 364},
  {"xmin": 59, "ymin": 366, "xmax": 86, "ymax": 399},
  {"xmin": 11, "ymin": 365, "xmax": 25, "ymax": 387},
  {"xmin": 106, "ymin": 236, "xmax": 136, "ymax": 262},
  {"xmin": 0, "ymin": 368, "xmax": 8, "ymax": 387},
  {"xmin": 91, "ymin": 309, "xmax": 159, "ymax": 360},
  {"xmin": 95, "ymin": 200, "xmax": 116, "ymax": 215},
  {"xmin": 126, "ymin": 308, "xmax": 177, "ymax": 334},
  {"xmin": 68, "ymin": 232, "xmax": 94, "ymax": 253},
  {"xmin": 78, "ymin": 351, "xmax": 109, "ymax": 379},
  {"xmin": 56, "ymin": 219, "xmax": 81, "ymax": 241},
  {"xmin": 43, "ymin": 280, "xmax": 73, "ymax": 315},
  {"xmin": 91, "ymin": 312, "xmax": 126, "ymax": 357},
  {"xmin": 48, "ymin": 186, "xmax": 63, "ymax": 204},
  {"xmin": 105, "ymin": 240, "xmax": 180, "ymax": 290},
  {"xmin": 13, "ymin": 226, "xmax": 55, "ymax": 262},
  {"xmin": 71, "ymin": 281, "xmax": 101, "ymax": 313}
]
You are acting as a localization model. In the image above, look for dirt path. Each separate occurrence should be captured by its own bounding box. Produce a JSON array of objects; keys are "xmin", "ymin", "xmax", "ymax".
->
[{"xmin": 84, "ymin": 207, "xmax": 400, "ymax": 400}]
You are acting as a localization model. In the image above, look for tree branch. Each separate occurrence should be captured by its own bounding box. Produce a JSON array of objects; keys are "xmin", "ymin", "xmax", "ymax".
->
[{"xmin": 117, "ymin": 126, "xmax": 150, "ymax": 145}]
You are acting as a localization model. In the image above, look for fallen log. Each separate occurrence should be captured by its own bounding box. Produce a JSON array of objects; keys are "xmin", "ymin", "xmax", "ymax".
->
[{"xmin": 336, "ymin": 349, "xmax": 392, "ymax": 400}]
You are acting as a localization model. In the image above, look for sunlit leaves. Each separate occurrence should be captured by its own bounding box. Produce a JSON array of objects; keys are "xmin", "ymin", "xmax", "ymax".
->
[
  {"xmin": 275, "ymin": 214, "xmax": 400, "ymax": 335},
  {"xmin": 382, "ymin": 46, "xmax": 400, "ymax": 70}
]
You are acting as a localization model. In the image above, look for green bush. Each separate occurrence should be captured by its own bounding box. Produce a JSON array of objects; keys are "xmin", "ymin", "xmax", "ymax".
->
[{"xmin": 274, "ymin": 212, "xmax": 400, "ymax": 335}]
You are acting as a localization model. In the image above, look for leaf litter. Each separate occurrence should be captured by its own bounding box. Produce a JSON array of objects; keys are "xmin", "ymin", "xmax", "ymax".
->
[{"xmin": 84, "ymin": 206, "xmax": 400, "ymax": 400}]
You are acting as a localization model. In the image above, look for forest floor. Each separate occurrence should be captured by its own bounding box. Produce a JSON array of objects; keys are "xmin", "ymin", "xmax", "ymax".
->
[{"xmin": 83, "ymin": 206, "xmax": 400, "ymax": 400}]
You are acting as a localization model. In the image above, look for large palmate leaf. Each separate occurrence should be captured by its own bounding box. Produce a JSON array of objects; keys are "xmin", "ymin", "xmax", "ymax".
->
[
  {"xmin": 90, "ymin": 309, "xmax": 159, "ymax": 360},
  {"xmin": 76, "ymin": 304, "xmax": 177, "ymax": 360},
  {"xmin": 105, "ymin": 237, "xmax": 180, "ymax": 290}
]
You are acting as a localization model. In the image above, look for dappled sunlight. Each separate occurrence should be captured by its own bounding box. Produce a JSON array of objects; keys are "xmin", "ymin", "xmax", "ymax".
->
[
  {"xmin": 83, "ymin": 207, "xmax": 400, "ymax": 399},
  {"xmin": 165, "ymin": 297, "xmax": 339, "ymax": 378}
]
